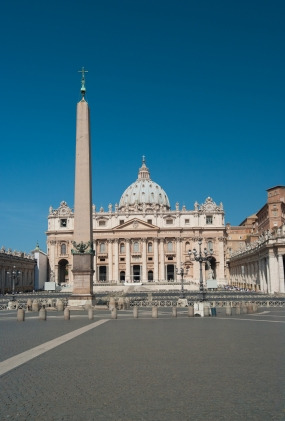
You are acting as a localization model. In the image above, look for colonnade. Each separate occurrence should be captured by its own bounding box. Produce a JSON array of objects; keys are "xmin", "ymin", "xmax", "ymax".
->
[
  {"xmin": 0, "ymin": 264, "xmax": 35, "ymax": 294},
  {"xmin": 229, "ymin": 250, "xmax": 285, "ymax": 294}
]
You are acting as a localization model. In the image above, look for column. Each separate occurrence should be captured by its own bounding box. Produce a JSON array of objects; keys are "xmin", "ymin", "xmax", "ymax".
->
[
  {"xmin": 278, "ymin": 254, "xmax": 285, "ymax": 293},
  {"xmin": 265, "ymin": 258, "xmax": 270, "ymax": 293},
  {"xmin": 55, "ymin": 265, "xmax": 59, "ymax": 284},
  {"xmin": 261, "ymin": 258, "xmax": 268, "ymax": 293},
  {"xmin": 93, "ymin": 240, "xmax": 97, "ymax": 283},
  {"xmin": 126, "ymin": 239, "xmax": 131, "ymax": 282},
  {"xmin": 154, "ymin": 238, "xmax": 159, "ymax": 282},
  {"xmin": 159, "ymin": 239, "xmax": 165, "ymax": 281},
  {"xmin": 0, "ymin": 267, "xmax": 5, "ymax": 294},
  {"xmin": 108, "ymin": 240, "xmax": 113, "ymax": 282},
  {"xmin": 114, "ymin": 239, "xmax": 119, "ymax": 283},
  {"xmin": 268, "ymin": 252, "xmax": 278, "ymax": 294},
  {"xmin": 142, "ymin": 239, "xmax": 147, "ymax": 283},
  {"xmin": 217, "ymin": 238, "xmax": 225, "ymax": 281},
  {"xmin": 176, "ymin": 238, "xmax": 181, "ymax": 266}
]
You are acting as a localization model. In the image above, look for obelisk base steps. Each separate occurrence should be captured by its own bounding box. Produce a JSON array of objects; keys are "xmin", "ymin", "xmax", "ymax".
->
[
  {"xmin": 69, "ymin": 254, "xmax": 95, "ymax": 308},
  {"xmin": 68, "ymin": 294, "xmax": 96, "ymax": 308}
]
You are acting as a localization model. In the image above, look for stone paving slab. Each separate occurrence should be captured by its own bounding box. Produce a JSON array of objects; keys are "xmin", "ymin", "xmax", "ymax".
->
[{"xmin": 0, "ymin": 308, "xmax": 284, "ymax": 420}]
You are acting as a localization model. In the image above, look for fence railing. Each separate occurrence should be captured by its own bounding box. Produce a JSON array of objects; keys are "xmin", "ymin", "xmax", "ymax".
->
[{"xmin": 0, "ymin": 297, "xmax": 284, "ymax": 311}]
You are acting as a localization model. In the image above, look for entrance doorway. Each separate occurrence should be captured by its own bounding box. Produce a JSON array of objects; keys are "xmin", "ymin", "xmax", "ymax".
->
[
  {"xmin": 166, "ymin": 264, "xmax": 175, "ymax": 281},
  {"xmin": 58, "ymin": 259, "xmax": 69, "ymax": 284},
  {"xmin": 132, "ymin": 265, "xmax": 141, "ymax": 282},
  {"xmin": 99, "ymin": 266, "xmax": 107, "ymax": 282}
]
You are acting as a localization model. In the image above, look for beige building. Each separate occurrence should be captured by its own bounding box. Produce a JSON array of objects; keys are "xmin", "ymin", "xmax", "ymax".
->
[
  {"xmin": 46, "ymin": 159, "xmax": 226, "ymax": 291},
  {"xmin": 227, "ymin": 186, "xmax": 285, "ymax": 293},
  {"xmin": 0, "ymin": 247, "xmax": 36, "ymax": 294}
]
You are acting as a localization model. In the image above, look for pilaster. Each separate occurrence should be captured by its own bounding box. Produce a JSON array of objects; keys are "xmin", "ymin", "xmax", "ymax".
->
[
  {"xmin": 159, "ymin": 239, "xmax": 165, "ymax": 281},
  {"xmin": 108, "ymin": 240, "xmax": 113, "ymax": 282},
  {"xmin": 142, "ymin": 239, "xmax": 147, "ymax": 283},
  {"xmin": 278, "ymin": 254, "xmax": 285, "ymax": 293},
  {"xmin": 154, "ymin": 238, "xmax": 159, "ymax": 282},
  {"xmin": 126, "ymin": 239, "xmax": 131, "ymax": 282}
]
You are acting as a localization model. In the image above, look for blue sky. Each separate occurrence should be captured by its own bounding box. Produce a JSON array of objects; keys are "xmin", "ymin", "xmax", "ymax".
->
[{"xmin": 0, "ymin": 0, "xmax": 284, "ymax": 253}]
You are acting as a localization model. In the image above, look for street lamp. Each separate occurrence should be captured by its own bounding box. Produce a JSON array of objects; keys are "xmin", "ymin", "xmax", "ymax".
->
[
  {"xmin": 188, "ymin": 238, "xmax": 213, "ymax": 302},
  {"xmin": 6, "ymin": 266, "xmax": 21, "ymax": 301},
  {"xmin": 176, "ymin": 264, "xmax": 187, "ymax": 298}
]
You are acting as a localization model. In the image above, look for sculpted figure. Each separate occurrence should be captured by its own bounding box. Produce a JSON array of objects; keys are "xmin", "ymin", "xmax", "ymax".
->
[{"xmin": 72, "ymin": 241, "xmax": 92, "ymax": 254}]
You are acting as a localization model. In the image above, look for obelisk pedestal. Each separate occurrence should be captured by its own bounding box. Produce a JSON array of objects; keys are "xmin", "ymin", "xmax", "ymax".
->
[{"xmin": 68, "ymin": 69, "xmax": 95, "ymax": 308}]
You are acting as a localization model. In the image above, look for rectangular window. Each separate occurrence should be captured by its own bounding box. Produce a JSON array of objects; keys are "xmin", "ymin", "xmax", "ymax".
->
[
  {"xmin": 100, "ymin": 243, "xmax": 106, "ymax": 253},
  {"xmin": 133, "ymin": 242, "xmax": 139, "ymax": 252},
  {"xmin": 119, "ymin": 220, "xmax": 124, "ymax": 225},
  {"xmin": 120, "ymin": 257, "xmax": 125, "ymax": 262},
  {"xmin": 99, "ymin": 220, "xmax": 106, "ymax": 226},
  {"xmin": 166, "ymin": 219, "xmax": 173, "ymax": 225},
  {"xmin": 185, "ymin": 219, "xmax": 189, "ymax": 225},
  {"xmin": 147, "ymin": 219, "xmax": 152, "ymax": 224},
  {"xmin": 206, "ymin": 216, "xmax": 213, "ymax": 225},
  {"xmin": 148, "ymin": 257, "xmax": 153, "ymax": 261}
]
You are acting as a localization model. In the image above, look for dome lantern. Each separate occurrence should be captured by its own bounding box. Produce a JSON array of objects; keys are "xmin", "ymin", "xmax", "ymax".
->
[{"xmin": 119, "ymin": 157, "xmax": 170, "ymax": 210}]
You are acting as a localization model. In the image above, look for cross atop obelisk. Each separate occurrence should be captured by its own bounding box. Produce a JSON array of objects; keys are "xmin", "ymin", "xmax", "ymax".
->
[
  {"xmin": 78, "ymin": 67, "xmax": 88, "ymax": 98},
  {"xmin": 69, "ymin": 68, "xmax": 95, "ymax": 307}
]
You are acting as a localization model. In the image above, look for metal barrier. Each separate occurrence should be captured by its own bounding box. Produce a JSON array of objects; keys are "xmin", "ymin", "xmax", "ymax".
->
[
  {"xmin": 0, "ymin": 295, "xmax": 284, "ymax": 311},
  {"xmin": 129, "ymin": 299, "xmax": 285, "ymax": 308}
]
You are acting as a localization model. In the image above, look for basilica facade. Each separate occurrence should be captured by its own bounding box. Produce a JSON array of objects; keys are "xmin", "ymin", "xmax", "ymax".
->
[{"xmin": 46, "ymin": 158, "xmax": 226, "ymax": 290}]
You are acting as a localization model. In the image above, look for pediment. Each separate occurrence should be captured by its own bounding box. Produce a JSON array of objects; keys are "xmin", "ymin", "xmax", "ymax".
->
[{"xmin": 114, "ymin": 218, "xmax": 159, "ymax": 231}]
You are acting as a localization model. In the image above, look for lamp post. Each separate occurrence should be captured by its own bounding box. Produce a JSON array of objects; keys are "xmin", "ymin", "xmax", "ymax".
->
[
  {"xmin": 7, "ymin": 266, "xmax": 21, "ymax": 301},
  {"xmin": 188, "ymin": 238, "xmax": 213, "ymax": 302},
  {"xmin": 175, "ymin": 264, "xmax": 187, "ymax": 298}
]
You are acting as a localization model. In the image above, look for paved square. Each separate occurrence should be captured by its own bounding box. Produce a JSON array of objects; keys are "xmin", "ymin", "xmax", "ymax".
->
[{"xmin": 0, "ymin": 308, "xmax": 284, "ymax": 420}]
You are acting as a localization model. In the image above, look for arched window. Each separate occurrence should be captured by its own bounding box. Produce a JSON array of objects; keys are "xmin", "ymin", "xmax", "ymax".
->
[
  {"xmin": 60, "ymin": 243, "xmax": 66, "ymax": 255},
  {"xmin": 167, "ymin": 241, "xmax": 173, "ymax": 252},
  {"xmin": 185, "ymin": 241, "xmax": 190, "ymax": 251},
  {"xmin": 148, "ymin": 242, "xmax": 153, "ymax": 253},
  {"xmin": 100, "ymin": 243, "xmax": 106, "ymax": 253},
  {"xmin": 133, "ymin": 242, "xmax": 139, "ymax": 252},
  {"xmin": 120, "ymin": 243, "xmax": 125, "ymax": 253},
  {"xmin": 207, "ymin": 241, "xmax": 213, "ymax": 252}
]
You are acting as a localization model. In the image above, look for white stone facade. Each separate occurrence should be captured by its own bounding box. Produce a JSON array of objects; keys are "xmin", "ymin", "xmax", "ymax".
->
[
  {"xmin": 229, "ymin": 225, "xmax": 285, "ymax": 294},
  {"xmin": 46, "ymin": 160, "xmax": 226, "ymax": 291},
  {"xmin": 32, "ymin": 246, "xmax": 48, "ymax": 291}
]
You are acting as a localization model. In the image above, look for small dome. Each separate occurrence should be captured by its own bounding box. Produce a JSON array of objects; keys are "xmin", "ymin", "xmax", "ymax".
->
[{"xmin": 119, "ymin": 157, "xmax": 170, "ymax": 209}]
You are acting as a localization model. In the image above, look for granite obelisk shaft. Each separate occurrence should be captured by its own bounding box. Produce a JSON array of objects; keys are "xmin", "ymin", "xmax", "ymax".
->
[
  {"xmin": 70, "ymin": 96, "xmax": 95, "ymax": 305},
  {"xmin": 74, "ymin": 99, "xmax": 93, "ymax": 244}
]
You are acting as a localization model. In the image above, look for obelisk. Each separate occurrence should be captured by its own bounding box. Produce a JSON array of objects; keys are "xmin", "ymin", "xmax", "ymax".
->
[{"xmin": 69, "ymin": 68, "xmax": 95, "ymax": 307}]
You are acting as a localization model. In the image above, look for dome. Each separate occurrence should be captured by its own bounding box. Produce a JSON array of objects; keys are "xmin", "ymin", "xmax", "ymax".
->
[{"xmin": 119, "ymin": 158, "xmax": 170, "ymax": 210}]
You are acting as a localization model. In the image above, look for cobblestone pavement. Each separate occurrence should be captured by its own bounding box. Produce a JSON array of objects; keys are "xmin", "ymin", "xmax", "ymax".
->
[{"xmin": 0, "ymin": 307, "xmax": 284, "ymax": 421}]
